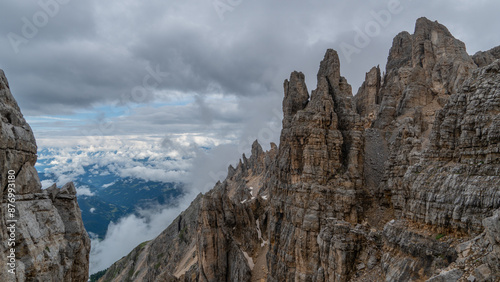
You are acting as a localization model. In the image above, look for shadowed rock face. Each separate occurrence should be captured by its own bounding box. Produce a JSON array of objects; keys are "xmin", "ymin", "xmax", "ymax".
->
[
  {"xmin": 472, "ymin": 45, "xmax": 500, "ymax": 67},
  {"xmin": 0, "ymin": 70, "xmax": 90, "ymax": 281},
  {"xmin": 354, "ymin": 66, "xmax": 381, "ymax": 124},
  {"xmin": 101, "ymin": 17, "xmax": 500, "ymax": 282},
  {"xmin": 357, "ymin": 18, "xmax": 499, "ymax": 235}
]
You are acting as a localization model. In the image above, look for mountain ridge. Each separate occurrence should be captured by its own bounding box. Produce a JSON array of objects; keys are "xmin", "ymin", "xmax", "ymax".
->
[{"xmin": 99, "ymin": 17, "xmax": 500, "ymax": 282}]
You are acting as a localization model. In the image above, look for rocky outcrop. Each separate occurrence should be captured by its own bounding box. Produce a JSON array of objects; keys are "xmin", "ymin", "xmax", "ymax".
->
[
  {"xmin": 426, "ymin": 208, "xmax": 500, "ymax": 282},
  {"xmin": 0, "ymin": 70, "xmax": 90, "ymax": 281},
  {"xmin": 354, "ymin": 66, "xmax": 381, "ymax": 126},
  {"xmin": 368, "ymin": 17, "xmax": 475, "ymax": 130},
  {"xmin": 472, "ymin": 45, "xmax": 500, "ymax": 67},
  {"xmin": 101, "ymin": 17, "xmax": 500, "ymax": 281}
]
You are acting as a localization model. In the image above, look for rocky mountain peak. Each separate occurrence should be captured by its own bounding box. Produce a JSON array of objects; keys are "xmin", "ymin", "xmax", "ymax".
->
[
  {"xmin": 317, "ymin": 49, "xmax": 355, "ymax": 116},
  {"xmin": 250, "ymin": 139, "xmax": 264, "ymax": 159},
  {"xmin": 413, "ymin": 17, "xmax": 453, "ymax": 41},
  {"xmin": 364, "ymin": 16, "xmax": 477, "ymax": 132},
  {"xmin": 317, "ymin": 49, "xmax": 341, "ymax": 88},
  {"xmin": 473, "ymin": 45, "xmax": 500, "ymax": 67},
  {"xmin": 387, "ymin": 17, "xmax": 470, "ymax": 72},
  {"xmin": 386, "ymin": 31, "xmax": 412, "ymax": 71},
  {"xmin": 283, "ymin": 71, "xmax": 309, "ymax": 128}
]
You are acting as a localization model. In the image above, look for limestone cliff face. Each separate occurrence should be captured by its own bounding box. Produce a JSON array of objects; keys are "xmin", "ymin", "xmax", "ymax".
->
[
  {"xmin": 0, "ymin": 70, "xmax": 90, "ymax": 281},
  {"xmin": 365, "ymin": 19, "xmax": 479, "ymax": 234},
  {"xmin": 102, "ymin": 17, "xmax": 500, "ymax": 281},
  {"xmin": 401, "ymin": 59, "xmax": 500, "ymax": 233}
]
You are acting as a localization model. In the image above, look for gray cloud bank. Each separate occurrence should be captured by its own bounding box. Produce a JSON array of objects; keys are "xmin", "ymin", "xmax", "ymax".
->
[{"xmin": 2, "ymin": 1, "xmax": 499, "ymax": 115}]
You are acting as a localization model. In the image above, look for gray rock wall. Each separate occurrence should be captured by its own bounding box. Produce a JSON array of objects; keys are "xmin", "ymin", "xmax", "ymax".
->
[{"xmin": 0, "ymin": 70, "xmax": 90, "ymax": 282}]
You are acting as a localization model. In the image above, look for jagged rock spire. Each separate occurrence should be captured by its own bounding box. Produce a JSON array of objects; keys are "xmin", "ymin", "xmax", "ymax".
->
[{"xmin": 282, "ymin": 71, "xmax": 309, "ymax": 128}]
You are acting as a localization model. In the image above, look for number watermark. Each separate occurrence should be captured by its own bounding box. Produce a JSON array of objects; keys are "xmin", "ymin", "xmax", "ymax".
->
[{"xmin": 6, "ymin": 170, "xmax": 17, "ymax": 274}]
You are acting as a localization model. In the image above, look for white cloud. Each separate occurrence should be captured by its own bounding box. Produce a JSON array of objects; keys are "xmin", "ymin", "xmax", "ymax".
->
[
  {"xmin": 76, "ymin": 185, "xmax": 95, "ymax": 197},
  {"xmin": 102, "ymin": 182, "xmax": 115, "ymax": 188},
  {"xmin": 36, "ymin": 136, "xmax": 199, "ymax": 187},
  {"xmin": 40, "ymin": 179, "xmax": 54, "ymax": 189},
  {"xmin": 89, "ymin": 198, "xmax": 190, "ymax": 273},
  {"xmin": 86, "ymin": 134, "xmax": 258, "ymax": 274},
  {"xmin": 117, "ymin": 166, "xmax": 188, "ymax": 183}
]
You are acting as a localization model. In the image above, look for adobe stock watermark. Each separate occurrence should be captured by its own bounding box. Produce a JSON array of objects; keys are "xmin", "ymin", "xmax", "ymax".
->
[
  {"xmin": 339, "ymin": 0, "xmax": 411, "ymax": 63},
  {"xmin": 79, "ymin": 64, "xmax": 170, "ymax": 142},
  {"xmin": 213, "ymin": 0, "xmax": 244, "ymax": 21},
  {"xmin": 7, "ymin": 0, "xmax": 72, "ymax": 54},
  {"xmin": 5, "ymin": 170, "xmax": 17, "ymax": 275}
]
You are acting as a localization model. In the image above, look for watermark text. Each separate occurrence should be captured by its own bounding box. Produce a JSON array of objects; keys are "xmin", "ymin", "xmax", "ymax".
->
[
  {"xmin": 7, "ymin": 0, "xmax": 72, "ymax": 54},
  {"xmin": 6, "ymin": 170, "xmax": 17, "ymax": 274}
]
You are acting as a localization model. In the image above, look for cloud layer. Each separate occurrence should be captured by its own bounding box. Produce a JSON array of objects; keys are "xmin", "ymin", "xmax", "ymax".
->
[
  {"xmin": 85, "ymin": 138, "xmax": 257, "ymax": 273},
  {"xmin": 37, "ymin": 135, "xmax": 254, "ymax": 274},
  {"xmin": 2, "ymin": 1, "xmax": 500, "ymax": 141}
]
